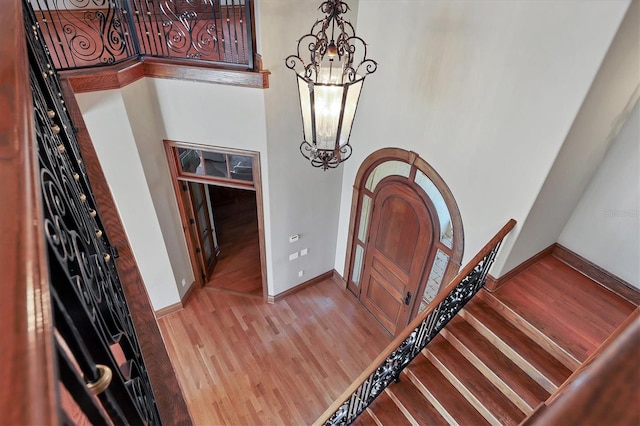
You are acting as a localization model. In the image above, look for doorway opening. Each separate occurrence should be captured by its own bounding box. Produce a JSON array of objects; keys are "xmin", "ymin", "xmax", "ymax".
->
[
  {"xmin": 205, "ymin": 185, "xmax": 261, "ymax": 296},
  {"xmin": 165, "ymin": 140, "xmax": 267, "ymax": 300},
  {"xmin": 345, "ymin": 148, "xmax": 464, "ymax": 335}
]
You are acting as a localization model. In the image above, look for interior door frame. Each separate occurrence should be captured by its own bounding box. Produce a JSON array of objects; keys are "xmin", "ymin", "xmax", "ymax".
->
[
  {"xmin": 344, "ymin": 148, "xmax": 464, "ymax": 320},
  {"xmin": 164, "ymin": 140, "xmax": 268, "ymax": 302}
]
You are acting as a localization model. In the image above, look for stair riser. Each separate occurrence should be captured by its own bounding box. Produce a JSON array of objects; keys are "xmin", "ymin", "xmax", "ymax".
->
[
  {"xmin": 460, "ymin": 309, "xmax": 558, "ymax": 394},
  {"xmin": 404, "ymin": 370, "xmax": 460, "ymax": 425},
  {"xmin": 478, "ymin": 291, "xmax": 580, "ymax": 371},
  {"xmin": 440, "ymin": 328, "xmax": 534, "ymax": 413},
  {"xmin": 425, "ymin": 349, "xmax": 505, "ymax": 426}
]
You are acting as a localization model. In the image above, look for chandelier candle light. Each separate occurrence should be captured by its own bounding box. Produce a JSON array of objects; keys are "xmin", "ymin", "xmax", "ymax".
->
[{"xmin": 286, "ymin": 0, "xmax": 377, "ymax": 170}]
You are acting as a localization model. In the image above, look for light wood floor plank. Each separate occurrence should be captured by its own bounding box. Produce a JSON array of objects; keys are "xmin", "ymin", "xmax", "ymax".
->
[{"xmin": 158, "ymin": 278, "xmax": 391, "ymax": 425}]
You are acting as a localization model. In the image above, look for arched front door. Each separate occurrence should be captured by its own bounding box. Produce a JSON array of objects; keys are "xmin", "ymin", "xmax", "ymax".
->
[
  {"xmin": 360, "ymin": 180, "xmax": 440, "ymax": 335},
  {"xmin": 346, "ymin": 149, "xmax": 464, "ymax": 336}
]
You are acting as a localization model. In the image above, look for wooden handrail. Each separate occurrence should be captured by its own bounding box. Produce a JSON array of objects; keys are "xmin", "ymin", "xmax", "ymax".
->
[
  {"xmin": 0, "ymin": 2, "xmax": 57, "ymax": 424},
  {"xmin": 526, "ymin": 308, "xmax": 639, "ymax": 425},
  {"xmin": 315, "ymin": 219, "xmax": 517, "ymax": 425}
]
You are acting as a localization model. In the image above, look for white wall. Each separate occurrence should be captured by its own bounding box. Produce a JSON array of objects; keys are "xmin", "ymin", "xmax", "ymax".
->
[
  {"xmin": 119, "ymin": 79, "xmax": 195, "ymax": 299},
  {"xmin": 257, "ymin": 0, "xmax": 352, "ymax": 294},
  {"xmin": 334, "ymin": 0, "xmax": 630, "ymax": 276},
  {"xmin": 559, "ymin": 99, "xmax": 640, "ymax": 287},
  {"xmin": 497, "ymin": 0, "xmax": 639, "ymax": 275},
  {"xmin": 76, "ymin": 88, "xmax": 181, "ymax": 310},
  {"xmin": 74, "ymin": 0, "xmax": 635, "ymax": 308}
]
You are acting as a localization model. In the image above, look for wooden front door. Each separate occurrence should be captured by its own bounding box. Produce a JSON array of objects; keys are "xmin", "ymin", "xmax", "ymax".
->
[{"xmin": 360, "ymin": 181, "xmax": 439, "ymax": 335}]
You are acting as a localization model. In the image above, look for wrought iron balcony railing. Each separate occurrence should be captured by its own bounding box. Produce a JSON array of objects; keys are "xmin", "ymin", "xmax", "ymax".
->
[{"xmin": 28, "ymin": 0, "xmax": 254, "ymax": 71}]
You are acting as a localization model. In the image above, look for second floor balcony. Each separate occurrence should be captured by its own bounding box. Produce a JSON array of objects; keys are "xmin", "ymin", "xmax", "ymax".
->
[{"xmin": 29, "ymin": 0, "xmax": 255, "ymax": 71}]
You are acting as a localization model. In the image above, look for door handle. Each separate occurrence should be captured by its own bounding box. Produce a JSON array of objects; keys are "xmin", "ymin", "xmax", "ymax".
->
[{"xmin": 404, "ymin": 291, "xmax": 412, "ymax": 305}]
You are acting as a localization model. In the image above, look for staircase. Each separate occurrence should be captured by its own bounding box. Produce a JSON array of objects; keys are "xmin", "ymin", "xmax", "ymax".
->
[{"xmin": 355, "ymin": 254, "xmax": 636, "ymax": 425}]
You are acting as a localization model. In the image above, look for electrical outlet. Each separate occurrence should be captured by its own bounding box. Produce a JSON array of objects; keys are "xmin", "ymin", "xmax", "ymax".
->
[
  {"xmin": 298, "ymin": 270, "xmax": 304, "ymax": 277},
  {"xmin": 289, "ymin": 252, "xmax": 298, "ymax": 261},
  {"xmin": 300, "ymin": 248, "xmax": 308, "ymax": 256},
  {"xmin": 181, "ymin": 278, "xmax": 186, "ymax": 287}
]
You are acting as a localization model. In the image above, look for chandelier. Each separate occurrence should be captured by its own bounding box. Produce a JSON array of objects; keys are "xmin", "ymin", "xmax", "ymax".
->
[{"xmin": 285, "ymin": 0, "xmax": 377, "ymax": 170}]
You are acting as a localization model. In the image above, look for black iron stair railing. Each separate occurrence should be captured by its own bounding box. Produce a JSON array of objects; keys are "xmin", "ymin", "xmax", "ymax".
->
[
  {"xmin": 315, "ymin": 219, "xmax": 517, "ymax": 426},
  {"xmin": 24, "ymin": 1, "xmax": 162, "ymax": 422}
]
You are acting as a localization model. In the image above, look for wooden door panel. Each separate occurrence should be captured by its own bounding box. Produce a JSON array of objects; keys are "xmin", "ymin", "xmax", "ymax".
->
[
  {"xmin": 370, "ymin": 257, "xmax": 406, "ymax": 298},
  {"xmin": 362, "ymin": 274, "xmax": 402, "ymax": 333},
  {"xmin": 374, "ymin": 196, "xmax": 421, "ymax": 274},
  {"xmin": 186, "ymin": 182, "xmax": 218, "ymax": 281},
  {"xmin": 360, "ymin": 181, "xmax": 439, "ymax": 335}
]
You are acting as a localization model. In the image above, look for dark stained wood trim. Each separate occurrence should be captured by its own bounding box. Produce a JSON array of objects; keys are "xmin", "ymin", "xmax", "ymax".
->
[
  {"xmin": 342, "ymin": 185, "xmax": 360, "ymax": 289},
  {"xmin": 60, "ymin": 59, "xmax": 144, "ymax": 93},
  {"xmin": 333, "ymin": 269, "xmax": 347, "ymax": 289},
  {"xmin": 267, "ymin": 271, "xmax": 335, "ymax": 303},
  {"xmin": 254, "ymin": 53, "xmax": 264, "ymax": 71},
  {"xmin": 253, "ymin": 152, "xmax": 270, "ymax": 302},
  {"xmin": 344, "ymin": 148, "xmax": 464, "ymax": 303},
  {"xmin": 353, "ymin": 148, "xmax": 416, "ymax": 187},
  {"xmin": 58, "ymin": 79, "xmax": 192, "ymax": 425},
  {"xmin": 1, "ymin": 3, "xmax": 58, "ymax": 424},
  {"xmin": 155, "ymin": 301, "xmax": 184, "ymax": 318},
  {"xmin": 485, "ymin": 244, "xmax": 556, "ymax": 292},
  {"xmin": 143, "ymin": 57, "xmax": 270, "ymax": 88},
  {"xmin": 552, "ymin": 244, "xmax": 640, "ymax": 306},
  {"xmin": 60, "ymin": 57, "xmax": 270, "ymax": 93},
  {"xmin": 412, "ymin": 154, "xmax": 464, "ymax": 263},
  {"xmin": 180, "ymin": 280, "xmax": 198, "ymax": 306},
  {"xmin": 163, "ymin": 142, "xmax": 206, "ymax": 289},
  {"xmin": 164, "ymin": 140, "xmax": 269, "ymax": 302}
]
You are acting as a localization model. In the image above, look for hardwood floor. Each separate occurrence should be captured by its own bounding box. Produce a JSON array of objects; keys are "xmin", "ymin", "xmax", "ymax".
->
[
  {"xmin": 206, "ymin": 187, "xmax": 262, "ymax": 297},
  {"xmin": 157, "ymin": 277, "xmax": 392, "ymax": 425}
]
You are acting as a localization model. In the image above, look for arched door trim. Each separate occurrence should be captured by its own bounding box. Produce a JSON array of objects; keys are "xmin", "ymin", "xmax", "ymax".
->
[{"xmin": 345, "ymin": 148, "xmax": 464, "ymax": 311}]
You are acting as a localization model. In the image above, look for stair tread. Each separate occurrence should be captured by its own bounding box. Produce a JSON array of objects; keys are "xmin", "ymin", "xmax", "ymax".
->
[
  {"xmin": 388, "ymin": 374, "xmax": 449, "ymax": 425},
  {"xmin": 351, "ymin": 409, "xmax": 377, "ymax": 426},
  {"xmin": 407, "ymin": 353, "xmax": 490, "ymax": 425},
  {"xmin": 428, "ymin": 335, "xmax": 526, "ymax": 425},
  {"xmin": 463, "ymin": 298, "xmax": 572, "ymax": 390},
  {"xmin": 366, "ymin": 391, "xmax": 412, "ymax": 426},
  {"xmin": 477, "ymin": 290, "xmax": 580, "ymax": 371},
  {"xmin": 493, "ymin": 256, "xmax": 636, "ymax": 362},
  {"xmin": 445, "ymin": 315, "xmax": 550, "ymax": 411}
]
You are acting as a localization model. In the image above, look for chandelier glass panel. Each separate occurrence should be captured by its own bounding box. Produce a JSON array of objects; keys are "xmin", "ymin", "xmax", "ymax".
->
[{"xmin": 286, "ymin": 0, "xmax": 377, "ymax": 170}]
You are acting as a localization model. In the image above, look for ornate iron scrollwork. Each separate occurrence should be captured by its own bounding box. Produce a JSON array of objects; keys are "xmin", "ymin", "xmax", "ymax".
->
[
  {"xmin": 25, "ymin": 2, "xmax": 162, "ymax": 423},
  {"xmin": 27, "ymin": 0, "xmax": 253, "ymax": 70},
  {"xmin": 324, "ymin": 243, "xmax": 504, "ymax": 426},
  {"xmin": 28, "ymin": 0, "xmax": 134, "ymax": 69}
]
